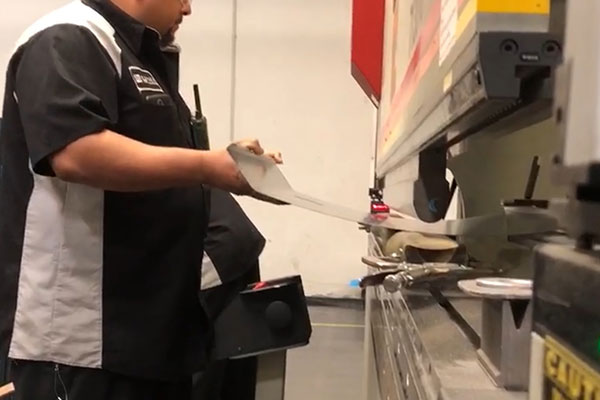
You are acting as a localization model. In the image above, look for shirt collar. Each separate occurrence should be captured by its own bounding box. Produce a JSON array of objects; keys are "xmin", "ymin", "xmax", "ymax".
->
[{"xmin": 81, "ymin": 0, "xmax": 159, "ymax": 55}]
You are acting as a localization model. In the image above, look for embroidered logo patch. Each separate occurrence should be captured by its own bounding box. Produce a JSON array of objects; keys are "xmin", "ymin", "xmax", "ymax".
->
[{"xmin": 129, "ymin": 66, "xmax": 164, "ymax": 93}]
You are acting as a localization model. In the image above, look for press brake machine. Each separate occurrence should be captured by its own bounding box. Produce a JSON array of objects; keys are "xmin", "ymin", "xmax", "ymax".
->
[
  {"xmin": 349, "ymin": 0, "xmax": 600, "ymax": 400},
  {"xmin": 223, "ymin": 0, "xmax": 600, "ymax": 399}
]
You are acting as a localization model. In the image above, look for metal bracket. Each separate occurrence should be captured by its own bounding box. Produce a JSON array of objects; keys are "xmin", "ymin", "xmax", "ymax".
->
[{"xmin": 255, "ymin": 351, "xmax": 288, "ymax": 400}]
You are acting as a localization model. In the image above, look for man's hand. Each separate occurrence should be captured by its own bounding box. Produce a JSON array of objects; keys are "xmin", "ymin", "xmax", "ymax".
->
[
  {"xmin": 230, "ymin": 139, "xmax": 285, "ymax": 202},
  {"xmin": 235, "ymin": 138, "xmax": 265, "ymax": 156},
  {"xmin": 204, "ymin": 149, "xmax": 253, "ymax": 195},
  {"xmin": 235, "ymin": 138, "xmax": 283, "ymax": 164},
  {"xmin": 210, "ymin": 139, "xmax": 283, "ymax": 194},
  {"xmin": 265, "ymin": 151, "xmax": 283, "ymax": 164}
]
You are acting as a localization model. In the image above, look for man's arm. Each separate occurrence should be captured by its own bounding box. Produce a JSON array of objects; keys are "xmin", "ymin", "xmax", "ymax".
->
[
  {"xmin": 51, "ymin": 129, "xmax": 256, "ymax": 193},
  {"xmin": 13, "ymin": 27, "xmax": 276, "ymax": 194}
]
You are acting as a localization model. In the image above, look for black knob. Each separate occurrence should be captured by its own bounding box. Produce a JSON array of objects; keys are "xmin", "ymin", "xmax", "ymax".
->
[{"xmin": 265, "ymin": 301, "xmax": 292, "ymax": 331}]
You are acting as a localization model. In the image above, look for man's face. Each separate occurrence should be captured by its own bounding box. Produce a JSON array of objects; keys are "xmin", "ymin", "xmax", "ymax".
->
[{"xmin": 140, "ymin": 0, "xmax": 191, "ymax": 44}]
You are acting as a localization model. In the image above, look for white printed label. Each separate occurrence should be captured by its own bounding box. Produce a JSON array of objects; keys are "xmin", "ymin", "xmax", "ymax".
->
[
  {"xmin": 440, "ymin": 0, "xmax": 458, "ymax": 66},
  {"xmin": 128, "ymin": 66, "xmax": 165, "ymax": 94}
]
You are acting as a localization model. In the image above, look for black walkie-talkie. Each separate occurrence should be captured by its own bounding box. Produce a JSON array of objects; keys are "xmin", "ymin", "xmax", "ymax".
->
[{"xmin": 190, "ymin": 84, "xmax": 210, "ymax": 150}]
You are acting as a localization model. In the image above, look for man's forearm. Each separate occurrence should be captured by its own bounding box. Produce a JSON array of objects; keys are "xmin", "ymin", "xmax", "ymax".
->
[{"xmin": 50, "ymin": 130, "xmax": 246, "ymax": 192}]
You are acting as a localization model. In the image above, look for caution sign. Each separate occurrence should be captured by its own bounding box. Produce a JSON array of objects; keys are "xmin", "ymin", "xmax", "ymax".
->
[{"xmin": 544, "ymin": 336, "xmax": 600, "ymax": 400}]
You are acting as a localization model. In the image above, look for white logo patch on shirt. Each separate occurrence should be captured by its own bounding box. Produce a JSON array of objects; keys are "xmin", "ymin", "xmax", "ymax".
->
[{"xmin": 128, "ymin": 66, "xmax": 164, "ymax": 94}]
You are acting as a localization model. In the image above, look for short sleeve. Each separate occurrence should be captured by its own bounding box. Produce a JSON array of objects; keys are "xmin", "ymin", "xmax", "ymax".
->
[{"xmin": 15, "ymin": 24, "xmax": 119, "ymax": 176}]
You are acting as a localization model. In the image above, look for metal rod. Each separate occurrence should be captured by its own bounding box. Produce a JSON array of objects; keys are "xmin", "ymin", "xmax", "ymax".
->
[
  {"xmin": 229, "ymin": 0, "xmax": 238, "ymax": 142},
  {"xmin": 524, "ymin": 155, "xmax": 541, "ymax": 200},
  {"xmin": 255, "ymin": 351, "xmax": 287, "ymax": 400}
]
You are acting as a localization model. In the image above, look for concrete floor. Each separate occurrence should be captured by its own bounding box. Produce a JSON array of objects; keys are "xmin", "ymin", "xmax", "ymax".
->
[{"xmin": 285, "ymin": 303, "xmax": 365, "ymax": 400}]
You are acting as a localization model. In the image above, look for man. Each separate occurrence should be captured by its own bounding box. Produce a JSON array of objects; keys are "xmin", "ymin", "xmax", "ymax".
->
[{"xmin": 0, "ymin": 0, "xmax": 280, "ymax": 398}]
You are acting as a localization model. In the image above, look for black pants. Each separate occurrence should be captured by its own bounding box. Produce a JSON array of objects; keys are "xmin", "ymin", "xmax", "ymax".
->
[
  {"xmin": 191, "ymin": 357, "xmax": 257, "ymax": 400},
  {"xmin": 7, "ymin": 359, "xmax": 191, "ymax": 400}
]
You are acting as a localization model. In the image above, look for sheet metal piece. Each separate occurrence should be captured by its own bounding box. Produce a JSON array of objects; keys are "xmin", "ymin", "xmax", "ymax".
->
[{"xmin": 228, "ymin": 145, "xmax": 558, "ymax": 236}]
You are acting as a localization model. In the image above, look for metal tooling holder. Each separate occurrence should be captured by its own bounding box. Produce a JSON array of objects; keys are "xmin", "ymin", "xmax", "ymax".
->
[
  {"xmin": 526, "ymin": 2, "xmax": 600, "ymax": 397},
  {"xmin": 459, "ymin": 278, "xmax": 533, "ymax": 390}
]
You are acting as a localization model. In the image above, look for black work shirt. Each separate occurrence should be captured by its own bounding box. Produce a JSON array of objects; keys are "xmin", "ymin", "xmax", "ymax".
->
[{"xmin": 0, "ymin": 0, "xmax": 209, "ymax": 380}]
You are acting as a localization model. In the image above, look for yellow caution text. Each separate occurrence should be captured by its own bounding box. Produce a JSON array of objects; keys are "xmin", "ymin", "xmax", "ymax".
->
[{"xmin": 545, "ymin": 337, "xmax": 600, "ymax": 400}]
